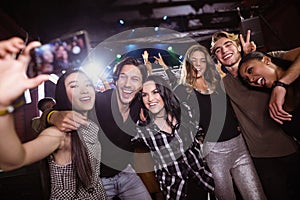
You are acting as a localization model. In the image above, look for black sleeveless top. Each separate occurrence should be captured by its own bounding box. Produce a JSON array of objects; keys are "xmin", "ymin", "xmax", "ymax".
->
[{"xmin": 174, "ymin": 83, "xmax": 240, "ymax": 142}]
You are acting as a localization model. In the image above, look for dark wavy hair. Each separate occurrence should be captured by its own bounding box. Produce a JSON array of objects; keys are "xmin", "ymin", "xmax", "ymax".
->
[
  {"xmin": 54, "ymin": 68, "xmax": 94, "ymax": 189},
  {"xmin": 112, "ymin": 56, "xmax": 148, "ymax": 83},
  {"xmin": 139, "ymin": 75, "xmax": 181, "ymax": 128},
  {"xmin": 238, "ymin": 51, "xmax": 291, "ymax": 85},
  {"xmin": 37, "ymin": 97, "xmax": 56, "ymax": 112}
]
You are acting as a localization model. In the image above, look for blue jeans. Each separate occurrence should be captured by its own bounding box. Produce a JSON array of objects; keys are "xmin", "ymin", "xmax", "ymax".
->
[{"xmin": 101, "ymin": 165, "xmax": 152, "ymax": 200}]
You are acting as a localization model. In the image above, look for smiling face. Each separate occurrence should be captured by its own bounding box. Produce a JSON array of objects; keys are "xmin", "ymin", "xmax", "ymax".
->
[
  {"xmin": 141, "ymin": 80, "xmax": 165, "ymax": 117},
  {"xmin": 115, "ymin": 64, "xmax": 143, "ymax": 106},
  {"xmin": 239, "ymin": 57, "xmax": 277, "ymax": 88},
  {"xmin": 42, "ymin": 49, "xmax": 54, "ymax": 63},
  {"xmin": 213, "ymin": 37, "xmax": 241, "ymax": 67},
  {"xmin": 190, "ymin": 50, "xmax": 207, "ymax": 77},
  {"xmin": 65, "ymin": 72, "xmax": 95, "ymax": 113}
]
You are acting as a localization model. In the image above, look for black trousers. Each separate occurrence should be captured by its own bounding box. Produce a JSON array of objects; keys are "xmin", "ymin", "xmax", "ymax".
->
[
  {"xmin": 252, "ymin": 151, "xmax": 300, "ymax": 200},
  {"xmin": 187, "ymin": 178, "xmax": 209, "ymax": 200}
]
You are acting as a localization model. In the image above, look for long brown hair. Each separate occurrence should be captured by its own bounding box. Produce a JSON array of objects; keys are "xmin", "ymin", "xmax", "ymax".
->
[
  {"xmin": 179, "ymin": 44, "xmax": 219, "ymax": 93},
  {"xmin": 54, "ymin": 68, "xmax": 93, "ymax": 189}
]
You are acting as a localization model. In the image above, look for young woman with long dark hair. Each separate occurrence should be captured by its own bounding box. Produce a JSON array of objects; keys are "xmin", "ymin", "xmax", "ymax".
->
[{"xmin": 1, "ymin": 68, "xmax": 107, "ymax": 199}]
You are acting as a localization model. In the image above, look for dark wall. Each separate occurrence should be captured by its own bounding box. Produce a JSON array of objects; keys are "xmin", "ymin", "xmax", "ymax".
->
[
  {"xmin": 259, "ymin": 0, "xmax": 300, "ymax": 51},
  {"xmin": 0, "ymin": 0, "xmax": 299, "ymax": 198}
]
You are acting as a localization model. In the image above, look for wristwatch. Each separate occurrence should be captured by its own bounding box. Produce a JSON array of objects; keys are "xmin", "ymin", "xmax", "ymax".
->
[{"xmin": 272, "ymin": 80, "xmax": 288, "ymax": 89}]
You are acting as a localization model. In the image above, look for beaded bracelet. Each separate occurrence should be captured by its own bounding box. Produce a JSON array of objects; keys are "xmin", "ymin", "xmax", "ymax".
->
[{"xmin": 0, "ymin": 99, "xmax": 25, "ymax": 116}]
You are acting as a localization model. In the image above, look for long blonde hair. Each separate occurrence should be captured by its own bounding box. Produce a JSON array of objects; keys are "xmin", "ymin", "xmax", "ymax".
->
[{"xmin": 179, "ymin": 44, "xmax": 219, "ymax": 93}]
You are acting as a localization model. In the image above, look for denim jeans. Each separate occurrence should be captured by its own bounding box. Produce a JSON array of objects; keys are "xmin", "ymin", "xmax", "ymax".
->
[{"xmin": 101, "ymin": 165, "xmax": 152, "ymax": 200}]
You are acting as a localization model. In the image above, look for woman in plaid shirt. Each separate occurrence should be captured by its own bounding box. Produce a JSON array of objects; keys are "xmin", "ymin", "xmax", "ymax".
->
[{"xmin": 135, "ymin": 75, "xmax": 215, "ymax": 200}]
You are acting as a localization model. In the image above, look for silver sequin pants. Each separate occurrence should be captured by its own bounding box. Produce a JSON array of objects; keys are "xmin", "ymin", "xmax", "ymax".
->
[{"xmin": 203, "ymin": 134, "xmax": 267, "ymax": 200}]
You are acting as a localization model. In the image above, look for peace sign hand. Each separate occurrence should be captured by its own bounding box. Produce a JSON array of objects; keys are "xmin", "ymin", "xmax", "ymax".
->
[{"xmin": 240, "ymin": 30, "xmax": 256, "ymax": 55}]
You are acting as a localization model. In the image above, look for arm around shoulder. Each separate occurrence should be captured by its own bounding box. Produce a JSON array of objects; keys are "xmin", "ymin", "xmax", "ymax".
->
[
  {"xmin": 39, "ymin": 108, "xmax": 55, "ymax": 129},
  {"xmin": 275, "ymin": 47, "xmax": 300, "ymax": 85},
  {"xmin": 267, "ymin": 47, "xmax": 300, "ymax": 123},
  {"xmin": 266, "ymin": 47, "xmax": 300, "ymax": 85}
]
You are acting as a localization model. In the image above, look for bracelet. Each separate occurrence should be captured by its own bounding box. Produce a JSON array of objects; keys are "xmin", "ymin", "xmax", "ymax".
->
[
  {"xmin": 272, "ymin": 80, "xmax": 289, "ymax": 89},
  {"xmin": 0, "ymin": 99, "xmax": 25, "ymax": 116},
  {"xmin": 47, "ymin": 110, "xmax": 57, "ymax": 125}
]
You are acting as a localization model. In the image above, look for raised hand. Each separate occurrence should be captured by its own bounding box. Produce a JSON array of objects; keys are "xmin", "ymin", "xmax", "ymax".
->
[
  {"xmin": 142, "ymin": 50, "xmax": 149, "ymax": 64},
  {"xmin": 269, "ymin": 86, "xmax": 292, "ymax": 124},
  {"xmin": 0, "ymin": 37, "xmax": 49, "ymax": 107},
  {"xmin": 49, "ymin": 110, "xmax": 89, "ymax": 132},
  {"xmin": 154, "ymin": 53, "xmax": 168, "ymax": 70},
  {"xmin": 0, "ymin": 37, "xmax": 25, "ymax": 58},
  {"xmin": 142, "ymin": 50, "xmax": 153, "ymax": 74},
  {"xmin": 239, "ymin": 30, "xmax": 256, "ymax": 55}
]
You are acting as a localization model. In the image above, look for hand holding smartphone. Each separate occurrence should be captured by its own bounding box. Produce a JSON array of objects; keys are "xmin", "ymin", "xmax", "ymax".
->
[{"xmin": 29, "ymin": 30, "xmax": 91, "ymax": 77}]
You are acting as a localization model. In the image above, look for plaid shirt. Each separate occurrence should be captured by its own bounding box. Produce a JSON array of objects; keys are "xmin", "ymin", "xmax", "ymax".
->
[
  {"xmin": 48, "ymin": 120, "xmax": 107, "ymax": 200},
  {"xmin": 135, "ymin": 118, "xmax": 215, "ymax": 200}
]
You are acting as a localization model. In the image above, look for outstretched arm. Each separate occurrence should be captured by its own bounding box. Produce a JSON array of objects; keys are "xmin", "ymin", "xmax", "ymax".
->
[
  {"xmin": 154, "ymin": 53, "xmax": 178, "ymax": 87},
  {"xmin": 0, "ymin": 124, "xmax": 65, "ymax": 171},
  {"xmin": 0, "ymin": 114, "xmax": 26, "ymax": 169},
  {"xmin": 142, "ymin": 50, "xmax": 153, "ymax": 75},
  {"xmin": 268, "ymin": 47, "xmax": 300, "ymax": 124},
  {"xmin": 0, "ymin": 37, "xmax": 49, "ymax": 169}
]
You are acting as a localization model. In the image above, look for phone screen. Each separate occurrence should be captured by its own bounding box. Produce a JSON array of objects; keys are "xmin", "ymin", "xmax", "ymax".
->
[{"xmin": 29, "ymin": 30, "xmax": 90, "ymax": 77}]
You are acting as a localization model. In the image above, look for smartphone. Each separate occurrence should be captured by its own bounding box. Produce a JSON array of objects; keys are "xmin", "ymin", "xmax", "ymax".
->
[{"xmin": 29, "ymin": 30, "xmax": 91, "ymax": 77}]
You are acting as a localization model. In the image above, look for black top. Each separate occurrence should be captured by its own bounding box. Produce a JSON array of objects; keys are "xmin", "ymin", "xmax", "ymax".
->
[
  {"xmin": 95, "ymin": 89, "xmax": 141, "ymax": 177},
  {"xmin": 174, "ymin": 83, "xmax": 240, "ymax": 142},
  {"xmin": 281, "ymin": 78, "xmax": 300, "ymax": 141}
]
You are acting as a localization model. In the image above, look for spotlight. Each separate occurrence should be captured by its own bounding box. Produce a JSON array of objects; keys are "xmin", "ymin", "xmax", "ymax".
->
[
  {"xmin": 116, "ymin": 54, "xmax": 122, "ymax": 61},
  {"xmin": 167, "ymin": 46, "xmax": 173, "ymax": 51},
  {"xmin": 163, "ymin": 16, "xmax": 168, "ymax": 20},
  {"xmin": 72, "ymin": 45, "xmax": 81, "ymax": 54},
  {"xmin": 154, "ymin": 27, "xmax": 159, "ymax": 31},
  {"xmin": 119, "ymin": 19, "xmax": 125, "ymax": 25}
]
